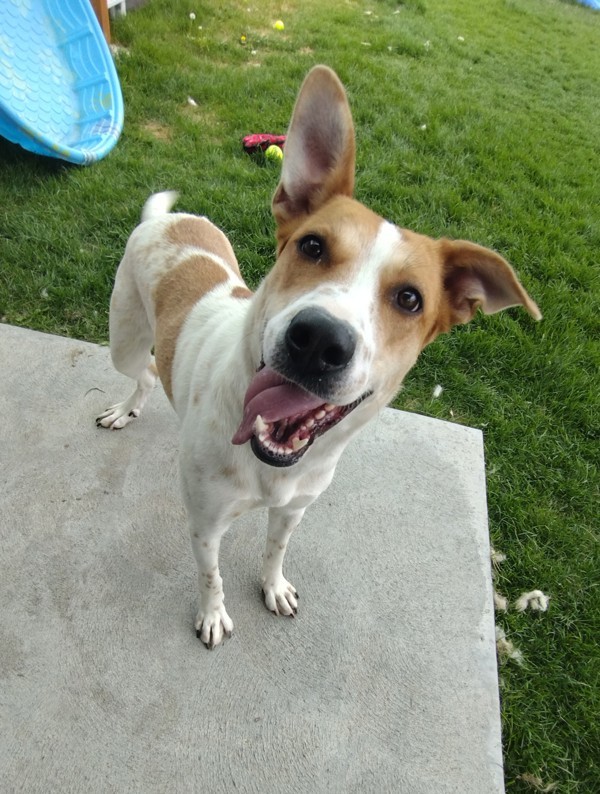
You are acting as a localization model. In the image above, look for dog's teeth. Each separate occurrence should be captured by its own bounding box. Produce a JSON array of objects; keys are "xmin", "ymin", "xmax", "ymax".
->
[
  {"xmin": 254, "ymin": 414, "xmax": 268, "ymax": 434},
  {"xmin": 259, "ymin": 432, "xmax": 268, "ymax": 443},
  {"xmin": 305, "ymin": 418, "xmax": 315, "ymax": 429},
  {"xmin": 315, "ymin": 410, "xmax": 326, "ymax": 420},
  {"xmin": 292, "ymin": 437, "xmax": 309, "ymax": 452},
  {"xmin": 324, "ymin": 403, "xmax": 335, "ymax": 411}
]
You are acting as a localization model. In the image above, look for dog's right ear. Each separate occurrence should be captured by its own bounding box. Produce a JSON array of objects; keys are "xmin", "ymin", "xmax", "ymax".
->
[{"xmin": 272, "ymin": 66, "xmax": 356, "ymax": 227}]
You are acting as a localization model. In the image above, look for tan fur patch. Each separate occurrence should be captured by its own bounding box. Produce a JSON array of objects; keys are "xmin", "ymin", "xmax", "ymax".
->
[
  {"xmin": 154, "ymin": 256, "xmax": 228, "ymax": 400},
  {"xmin": 372, "ymin": 228, "xmax": 448, "ymax": 398},
  {"xmin": 167, "ymin": 218, "xmax": 241, "ymax": 277},
  {"xmin": 231, "ymin": 286, "xmax": 253, "ymax": 299},
  {"xmin": 268, "ymin": 196, "xmax": 383, "ymax": 295}
]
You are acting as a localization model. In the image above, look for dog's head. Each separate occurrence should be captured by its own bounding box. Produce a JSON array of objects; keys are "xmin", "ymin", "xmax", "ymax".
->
[{"xmin": 233, "ymin": 66, "xmax": 541, "ymax": 467}]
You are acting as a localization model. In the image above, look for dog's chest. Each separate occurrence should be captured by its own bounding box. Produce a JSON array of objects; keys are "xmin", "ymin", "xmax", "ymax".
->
[
  {"xmin": 215, "ymin": 450, "xmax": 337, "ymax": 516},
  {"xmin": 254, "ymin": 452, "xmax": 338, "ymax": 510},
  {"xmin": 253, "ymin": 470, "xmax": 320, "ymax": 510}
]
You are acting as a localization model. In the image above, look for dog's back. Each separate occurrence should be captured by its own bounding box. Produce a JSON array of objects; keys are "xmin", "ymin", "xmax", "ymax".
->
[{"xmin": 100, "ymin": 192, "xmax": 253, "ymax": 428}]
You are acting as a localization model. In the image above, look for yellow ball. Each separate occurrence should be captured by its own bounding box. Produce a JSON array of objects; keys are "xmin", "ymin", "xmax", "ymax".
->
[
  {"xmin": 265, "ymin": 145, "xmax": 283, "ymax": 163},
  {"xmin": 273, "ymin": 20, "xmax": 285, "ymax": 31}
]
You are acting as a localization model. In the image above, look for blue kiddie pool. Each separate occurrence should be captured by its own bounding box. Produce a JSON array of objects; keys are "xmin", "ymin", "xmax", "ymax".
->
[{"xmin": 0, "ymin": 0, "xmax": 124, "ymax": 164}]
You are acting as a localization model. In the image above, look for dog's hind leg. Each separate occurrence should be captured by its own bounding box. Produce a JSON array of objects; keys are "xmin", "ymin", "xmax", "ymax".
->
[{"xmin": 97, "ymin": 264, "xmax": 158, "ymax": 430}]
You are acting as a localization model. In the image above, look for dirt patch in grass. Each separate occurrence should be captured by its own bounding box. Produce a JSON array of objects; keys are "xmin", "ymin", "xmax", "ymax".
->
[
  {"xmin": 179, "ymin": 105, "xmax": 224, "ymax": 143},
  {"xmin": 141, "ymin": 121, "xmax": 173, "ymax": 141}
]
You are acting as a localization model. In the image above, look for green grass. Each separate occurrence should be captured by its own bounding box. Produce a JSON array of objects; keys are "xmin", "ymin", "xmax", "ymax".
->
[{"xmin": 1, "ymin": 0, "xmax": 599, "ymax": 789}]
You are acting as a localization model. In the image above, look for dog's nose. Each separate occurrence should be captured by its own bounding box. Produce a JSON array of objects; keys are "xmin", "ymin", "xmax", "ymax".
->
[{"xmin": 285, "ymin": 308, "xmax": 356, "ymax": 375}]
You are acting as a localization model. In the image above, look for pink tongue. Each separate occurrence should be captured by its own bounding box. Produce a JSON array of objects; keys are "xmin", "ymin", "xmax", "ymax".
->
[{"xmin": 232, "ymin": 366, "xmax": 324, "ymax": 445}]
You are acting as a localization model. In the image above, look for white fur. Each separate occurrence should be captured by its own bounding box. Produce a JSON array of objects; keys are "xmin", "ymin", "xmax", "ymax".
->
[
  {"xmin": 514, "ymin": 590, "xmax": 550, "ymax": 613},
  {"xmin": 141, "ymin": 190, "xmax": 179, "ymax": 221}
]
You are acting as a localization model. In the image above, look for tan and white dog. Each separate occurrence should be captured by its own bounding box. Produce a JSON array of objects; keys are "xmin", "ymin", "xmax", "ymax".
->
[{"xmin": 97, "ymin": 66, "xmax": 540, "ymax": 648}]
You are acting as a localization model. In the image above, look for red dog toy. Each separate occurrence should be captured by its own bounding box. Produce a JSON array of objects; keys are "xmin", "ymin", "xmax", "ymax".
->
[{"xmin": 243, "ymin": 134, "xmax": 286, "ymax": 153}]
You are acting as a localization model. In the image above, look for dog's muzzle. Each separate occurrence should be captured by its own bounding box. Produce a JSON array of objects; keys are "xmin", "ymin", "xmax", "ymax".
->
[{"xmin": 231, "ymin": 309, "xmax": 371, "ymax": 467}]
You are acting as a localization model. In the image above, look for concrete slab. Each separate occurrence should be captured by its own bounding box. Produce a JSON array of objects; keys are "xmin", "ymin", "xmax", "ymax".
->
[{"xmin": 0, "ymin": 324, "xmax": 503, "ymax": 793}]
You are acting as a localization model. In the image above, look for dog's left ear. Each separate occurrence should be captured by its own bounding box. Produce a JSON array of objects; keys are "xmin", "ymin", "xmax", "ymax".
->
[
  {"xmin": 440, "ymin": 239, "xmax": 542, "ymax": 324},
  {"xmin": 272, "ymin": 66, "xmax": 355, "ymax": 226}
]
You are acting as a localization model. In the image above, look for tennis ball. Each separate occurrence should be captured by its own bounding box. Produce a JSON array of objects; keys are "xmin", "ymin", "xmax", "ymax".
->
[
  {"xmin": 265, "ymin": 145, "xmax": 283, "ymax": 163},
  {"xmin": 273, "ymin": 20, "xmax": 285, "ymax": 31}
]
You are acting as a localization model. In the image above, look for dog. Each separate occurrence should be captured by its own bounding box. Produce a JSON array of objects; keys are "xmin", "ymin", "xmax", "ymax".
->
[{"xmin": 97, "ymin": 65, "xmax": 541, "ymax": 648}]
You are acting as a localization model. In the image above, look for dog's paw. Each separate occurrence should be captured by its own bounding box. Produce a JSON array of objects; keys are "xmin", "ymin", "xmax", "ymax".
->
[
  {"xmin": 96, "ymin": 402, "xmax": 140, "ymax": 430},
  {"xmin": 262, "ymin": 577, "xmax": 298, "ymax": 617},
  {"xmin": 195, "ymin": 606, "xmax": 234, "ymax": 649}
]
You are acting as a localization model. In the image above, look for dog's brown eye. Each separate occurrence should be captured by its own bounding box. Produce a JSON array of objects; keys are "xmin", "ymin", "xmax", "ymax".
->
[
  {"xmin": 395, "ymin": 287, "xmax": 423, "ymax": 314},
  {"xmin": 298, "ymin": 235, "xmax": 324, "ymax": 261}
]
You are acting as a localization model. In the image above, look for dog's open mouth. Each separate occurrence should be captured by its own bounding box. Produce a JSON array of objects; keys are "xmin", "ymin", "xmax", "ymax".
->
[{"xmin": 231, "ymin": 366, "xmax": 371, "ymax": 467}]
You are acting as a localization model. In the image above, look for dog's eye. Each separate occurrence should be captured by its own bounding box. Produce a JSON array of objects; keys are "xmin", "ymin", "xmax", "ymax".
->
[
  {"xmin": 394, "ymin": 287, "xmax": 423, "ymax": 314},
  {"xmin": 298, "ymin": 235, "xmax": 324, "ymax": 261}
]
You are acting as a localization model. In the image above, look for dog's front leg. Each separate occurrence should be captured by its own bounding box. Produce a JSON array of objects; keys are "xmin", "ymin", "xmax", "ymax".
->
[
  {"xmin": 261, "ymin": 507, "xmax": 304, "ymax": 616},
  {"xmin": 188, "ymin": 521, "xmax": 234, "ymax": 649},
  {"xmin": 181, "ymin": 460, "xmax": 234, "ymax": 648}
]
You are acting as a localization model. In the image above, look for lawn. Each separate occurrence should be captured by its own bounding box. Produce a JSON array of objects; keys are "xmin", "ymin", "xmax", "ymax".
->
[{"xmin": 1, "ymin": 0, "xmax": 598, "ymax": 789}]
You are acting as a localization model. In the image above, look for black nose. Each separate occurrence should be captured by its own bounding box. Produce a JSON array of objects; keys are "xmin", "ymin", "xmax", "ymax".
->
[{"xmin": 285, "ymin": 308, "xmax": 356, "ymax": 376}]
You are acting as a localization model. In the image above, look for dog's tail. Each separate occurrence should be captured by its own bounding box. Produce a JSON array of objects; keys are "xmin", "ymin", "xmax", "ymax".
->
[{"xmin": 141, "ymin": 191, "xmax": 179, "ymax": 223}]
